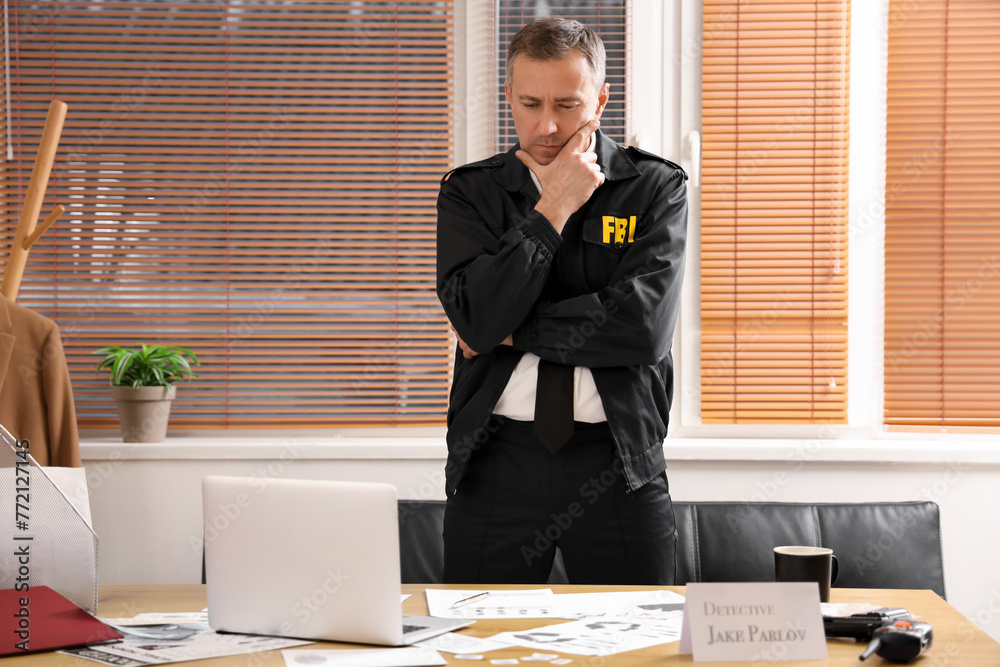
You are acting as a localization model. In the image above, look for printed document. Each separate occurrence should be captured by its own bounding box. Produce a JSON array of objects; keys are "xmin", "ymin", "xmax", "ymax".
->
[
  {"xmin": 60, "ymin": 613, "xmax": 310, "ymax": 665},
  {"xmin": 425, "ymin": 589, "xmax": 557, "ymax": 619}
]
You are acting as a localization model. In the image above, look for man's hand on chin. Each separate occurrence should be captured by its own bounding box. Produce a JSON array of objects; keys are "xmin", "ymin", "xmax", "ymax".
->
[{"xmin": 517, "ymin": 118, "xmax": 606, "ymax": 233}]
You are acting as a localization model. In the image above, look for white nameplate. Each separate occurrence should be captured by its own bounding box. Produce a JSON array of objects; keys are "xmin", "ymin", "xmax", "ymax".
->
[{"xmin": 679, "ymin": 582, "xmax": 827, "ymax": 662}]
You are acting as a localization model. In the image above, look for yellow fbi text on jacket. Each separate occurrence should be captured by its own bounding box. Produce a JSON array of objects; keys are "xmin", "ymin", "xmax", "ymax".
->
[{"xmin": 602, "ymin": 215, "xmax": 637, "ymax": 245}]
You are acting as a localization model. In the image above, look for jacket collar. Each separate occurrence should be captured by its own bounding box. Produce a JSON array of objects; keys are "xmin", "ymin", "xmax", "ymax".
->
[{"xmin": 492, "ymin": 129, "xmax": 641, "ymax": 195}]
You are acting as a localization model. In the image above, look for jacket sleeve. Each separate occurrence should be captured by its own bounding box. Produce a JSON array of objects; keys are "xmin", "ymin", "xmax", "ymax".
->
[
  {"xmin": 436, "ymin": 170, "xmax": 562, "ymax": 353},
  {"xmin": 513, "ymin": 169, "xmax": 687, "ymax": 368}
]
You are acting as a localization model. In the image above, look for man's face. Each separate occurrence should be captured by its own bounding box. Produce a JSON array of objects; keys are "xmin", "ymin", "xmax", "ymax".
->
[{"xmin": 505, "ymin": 51, "xmax": 610, "ymax": 166}]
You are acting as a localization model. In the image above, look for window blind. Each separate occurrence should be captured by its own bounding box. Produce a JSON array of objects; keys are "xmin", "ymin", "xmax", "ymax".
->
[
  {"xmin": 494, "ymin": 0, "xmax": 628, "ymax": 153},
  {"xmin": 2, "ymin": 0, "xmax": 455, "ymax": 428},
  {"xmin": 700, "ymin": 0, "xmax": 850, "ymax": 424},
  {"xmin": 884, "ymin": 0, "xmax": 1000, "ymax": 429}
]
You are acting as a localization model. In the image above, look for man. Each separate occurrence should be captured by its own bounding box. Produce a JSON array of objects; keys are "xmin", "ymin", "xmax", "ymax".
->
[{"xmin": 436, "ymin": 18, "xmax": 687, "ymax": 585}]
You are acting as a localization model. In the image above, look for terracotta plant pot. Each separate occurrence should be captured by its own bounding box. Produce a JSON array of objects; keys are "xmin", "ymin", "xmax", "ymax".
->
[{"xmin": 110, "ymin": 385, "xmax": 177, "ymax": 442}]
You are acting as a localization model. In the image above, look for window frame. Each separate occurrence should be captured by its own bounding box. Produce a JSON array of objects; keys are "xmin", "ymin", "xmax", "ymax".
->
[{"xmin": 665, "ymin": 0, "xmax": 897, "ymax": 441}]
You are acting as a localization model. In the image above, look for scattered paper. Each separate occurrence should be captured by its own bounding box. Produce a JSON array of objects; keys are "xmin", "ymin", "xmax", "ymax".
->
[
  {"xmin": 550, "ymin": 590, "xmax": 686, "ymax": 620},
  {"xmin": 454, "ymin": 655, "xmax": 484, "ymax": 661},
  {"xmin": 426, "ymin": 589, "xmax": 557, "ymax": 619},
  {"xmin": 490, "ymin": 613, "xmax": 684, "ymax": 657},
  {"xmin": 282, "ymin": 648, "xmax": 446, "ymax": 667},
  {"xmin": 61, "ymin": 614, "xmax": 310, "ymax": 665},
  {"xmin": 413, "ymin": 631, "xmax": 512, "ymax": 654},
  {"xmin": 420, "ymin": 590, "xmax": 687, "ymax": 656}
]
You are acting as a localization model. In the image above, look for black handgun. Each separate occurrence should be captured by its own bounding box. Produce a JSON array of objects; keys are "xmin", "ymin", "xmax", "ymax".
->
[{"xmin": 823, "ymin": 607, "xmax": 912, "ymax": 641}]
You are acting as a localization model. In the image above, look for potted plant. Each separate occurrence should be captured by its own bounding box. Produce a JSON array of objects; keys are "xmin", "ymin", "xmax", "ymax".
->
[{"xmin": 95, "ymin": 343, "xmax": 200, "ymax": 442}]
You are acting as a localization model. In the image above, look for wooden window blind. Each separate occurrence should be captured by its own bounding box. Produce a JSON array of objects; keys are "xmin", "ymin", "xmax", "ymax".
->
[
  {"xmin": 494, "ymin": 0, "xmax": 629, "ymax": 152},
  {"xmin": 700, "ymin": 1, "xmax": 850, "ymax": 424},
  {"xmin": 884, "ymin": 0, "xmax": 1000, "ymax": 429},
  {"xmin": 2, "ymin": 0, "xmax": 454, "ymax": 428}
]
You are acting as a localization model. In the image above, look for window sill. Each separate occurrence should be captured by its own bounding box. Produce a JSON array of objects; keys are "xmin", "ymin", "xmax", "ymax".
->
[
  {"xmin": 78, "ymin": 427, "xmax": 448, "ymax": 460},
  {"xmin": 78, "ymin": 429, "xmax": 1000, "ymax": 465}
]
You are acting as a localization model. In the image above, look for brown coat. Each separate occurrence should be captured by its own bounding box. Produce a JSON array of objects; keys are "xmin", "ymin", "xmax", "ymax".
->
[{"xmin": 0, "ymin": 297, "xmax": 80, "ymax": 466}]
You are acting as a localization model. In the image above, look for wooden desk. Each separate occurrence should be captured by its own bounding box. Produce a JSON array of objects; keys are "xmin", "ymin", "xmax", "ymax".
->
[{"xmin": 7, "ymin": 584, "xmax": 1000, "ymax": 665}]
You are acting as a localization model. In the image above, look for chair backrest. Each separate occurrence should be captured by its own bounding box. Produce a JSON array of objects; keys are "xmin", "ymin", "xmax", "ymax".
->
[
  {"xmin": 397, "ymin": 499, "xmax": 945, "ymax": 598},
  {"xmin": 397, "ymin": 500, "xmax": 569, "ymax": 584},
  {"xmin": 673, "ymin": 501, "xmax": 945, "ymax": 598},
  {"xmin": 397, "ymin": 500, "xmax": 448, "ymax": 584}
]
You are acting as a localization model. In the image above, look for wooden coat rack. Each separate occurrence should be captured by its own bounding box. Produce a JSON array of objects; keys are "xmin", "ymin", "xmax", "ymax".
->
[{"xmin": 1, "ymin": 99, "xmax": 68, "ymax": 301}]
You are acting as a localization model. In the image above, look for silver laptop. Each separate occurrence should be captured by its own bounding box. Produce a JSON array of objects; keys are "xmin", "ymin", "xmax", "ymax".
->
[{"xmin": 202, "ymin": 476, "xmax": 471, "ymax": 645}]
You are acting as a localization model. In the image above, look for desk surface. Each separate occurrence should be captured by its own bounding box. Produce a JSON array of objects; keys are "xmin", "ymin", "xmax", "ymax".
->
[{"xmin": 7, "ymin": 584, "xmax": 1000, "ymax": 665}]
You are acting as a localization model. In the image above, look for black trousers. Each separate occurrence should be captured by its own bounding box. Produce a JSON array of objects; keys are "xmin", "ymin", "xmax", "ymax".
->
[{"xmin": 443, "ymin": 418, "xmax": 676, "ymax": 585}]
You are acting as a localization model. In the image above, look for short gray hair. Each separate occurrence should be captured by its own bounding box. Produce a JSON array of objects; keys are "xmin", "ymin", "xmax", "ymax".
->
[{"xmin": 506, "ymin": 18, "xmax": 607, "ymax": 90}]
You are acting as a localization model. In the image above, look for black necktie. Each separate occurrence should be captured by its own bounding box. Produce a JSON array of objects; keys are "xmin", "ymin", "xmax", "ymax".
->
[{"xmin": 533, "ymin": 359, "xmax": 575, "ymax": 454}]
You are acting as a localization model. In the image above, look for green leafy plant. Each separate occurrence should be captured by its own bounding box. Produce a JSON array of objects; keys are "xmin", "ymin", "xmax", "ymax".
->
[{"xmin": 95, "ymin": 343, "xmax": 200, "ymax": 389}]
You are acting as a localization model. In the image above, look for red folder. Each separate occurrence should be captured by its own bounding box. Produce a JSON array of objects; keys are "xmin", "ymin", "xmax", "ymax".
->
[{"xmin": 1, "ymin": 586, "xmax": 122, "ymax": 656}]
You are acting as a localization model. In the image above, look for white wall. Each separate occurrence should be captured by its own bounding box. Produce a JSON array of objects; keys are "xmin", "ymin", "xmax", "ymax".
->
[{"xmin": 80, "ymin": 436, "xmax": 1000, "ymax": 643}]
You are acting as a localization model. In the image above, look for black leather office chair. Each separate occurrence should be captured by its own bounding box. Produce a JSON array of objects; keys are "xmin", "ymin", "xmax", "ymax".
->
[
  {"xmin": 672, "ymin": 501, "xmax": 945, "ymax": 597},
  {"xmin": 396, "ymin": 500, "xmax": 945, "ymax": 598}
]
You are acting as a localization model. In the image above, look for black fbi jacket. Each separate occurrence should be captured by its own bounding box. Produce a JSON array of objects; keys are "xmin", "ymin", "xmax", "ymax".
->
[{"xmin": 436, "ymin": 130, "xmax": 688, "ymax": 496}]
